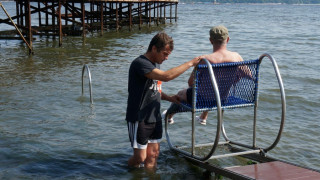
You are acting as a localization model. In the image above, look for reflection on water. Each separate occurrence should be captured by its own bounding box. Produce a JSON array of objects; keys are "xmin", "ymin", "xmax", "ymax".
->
[{"xmin": 1, "ymin": 2, "xmax": 320, "ymax": 179}]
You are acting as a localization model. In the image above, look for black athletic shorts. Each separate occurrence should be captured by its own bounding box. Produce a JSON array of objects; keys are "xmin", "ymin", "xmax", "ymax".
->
[{"xmin": 127, "ymin": 120, "xmax": 162, "ymax": 149}]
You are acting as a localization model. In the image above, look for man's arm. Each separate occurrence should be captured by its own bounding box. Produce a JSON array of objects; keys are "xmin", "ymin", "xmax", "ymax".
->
[{"xmin": 145, "ymin": 57, "xmax": 201, "ymax": 82}]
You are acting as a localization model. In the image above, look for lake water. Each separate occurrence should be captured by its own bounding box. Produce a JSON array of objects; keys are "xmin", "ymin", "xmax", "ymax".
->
[{"xmin": 1, "ymin": 2, "xmax": 320, "ymax": 179}]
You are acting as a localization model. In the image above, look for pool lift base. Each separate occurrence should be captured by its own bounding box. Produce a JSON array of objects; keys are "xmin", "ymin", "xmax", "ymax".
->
[{"xmin": 164, "ymin": 54, "xmax": 320, "ymax": 179}]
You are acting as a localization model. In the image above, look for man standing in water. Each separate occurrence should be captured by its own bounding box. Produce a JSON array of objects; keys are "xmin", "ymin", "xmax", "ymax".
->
[{"xmin": 126, "ymin": 32, "xmax": 201, "ymax": 169}]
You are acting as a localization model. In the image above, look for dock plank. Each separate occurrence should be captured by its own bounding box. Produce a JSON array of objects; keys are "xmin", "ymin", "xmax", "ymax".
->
[{"xmin": 227, "ymin": 161, "xmax": 320, "ymax": 180}]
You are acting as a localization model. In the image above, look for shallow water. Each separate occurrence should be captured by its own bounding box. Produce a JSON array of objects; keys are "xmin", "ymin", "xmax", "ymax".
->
[{"xmin": 1, "ymin": 2, "xmax": 320, "ymax": 179}]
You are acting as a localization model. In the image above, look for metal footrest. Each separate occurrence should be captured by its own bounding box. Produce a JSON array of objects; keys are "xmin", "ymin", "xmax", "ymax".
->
[{"xmin": 209, "ymin": 149, "xmax": 261, "ymax": 160}]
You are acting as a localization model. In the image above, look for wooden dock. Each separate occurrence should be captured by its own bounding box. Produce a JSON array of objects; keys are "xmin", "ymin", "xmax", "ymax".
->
[
  {"xmin": 227, "ymin": 161, "xmax": 320, "ymax": 180},
  {"xmin": 0, "ymin": 0, "xmax": 178, "ymax": 54},
  {"xmin": 185, "ymin": 151, "xmax": 320, "ymax": 180}
]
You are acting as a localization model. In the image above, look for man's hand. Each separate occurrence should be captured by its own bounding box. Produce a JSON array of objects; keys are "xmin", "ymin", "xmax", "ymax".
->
[{"xmin": 190, "ymin": 56, "xmax": 203, "ymax": 66}]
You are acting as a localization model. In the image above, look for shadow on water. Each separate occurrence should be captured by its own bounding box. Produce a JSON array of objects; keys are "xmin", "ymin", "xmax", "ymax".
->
[
  {"xmin": 19, "ymin": 152, "xmax": 129, "ymax": 179},
  {"xmin": 156, "ymin": 148, "xmax": 227, "ymax": 180}
]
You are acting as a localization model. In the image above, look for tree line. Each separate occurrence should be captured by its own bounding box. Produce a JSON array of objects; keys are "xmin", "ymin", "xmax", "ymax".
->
[{"xmin": 182, "ymin": 0, "xmax": 320, "ymax": 3}]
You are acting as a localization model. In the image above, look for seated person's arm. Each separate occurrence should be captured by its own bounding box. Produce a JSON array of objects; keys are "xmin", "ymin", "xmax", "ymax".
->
[
  {"xmin": 161, "ymin": 92, "xmax": 180, "ymax": 104},
  {"xmin": 231, "ymin": 66, "xmax": 253, "ymax": 85},
  {"xmin": 239, "ymin": 65, "xmax": 253, "ymax": 80}
]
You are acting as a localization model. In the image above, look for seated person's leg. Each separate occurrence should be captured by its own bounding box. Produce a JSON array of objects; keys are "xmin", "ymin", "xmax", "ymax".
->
[
  {"xmin": 196, "ymin": 111, "xmax": 208, "ymax": 125},
  {"xmin": 177, "ymin": 88, "xmax": 188, "ymax": 102},
  {"xmin": 200, "ymin": 111, "xmax": 208, "ymax": 120}
]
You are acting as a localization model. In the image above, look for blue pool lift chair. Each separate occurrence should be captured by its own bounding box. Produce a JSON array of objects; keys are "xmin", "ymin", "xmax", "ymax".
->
[{"xmin": 164, "ymin": 53, "xmax": 286, "ymax": 162}]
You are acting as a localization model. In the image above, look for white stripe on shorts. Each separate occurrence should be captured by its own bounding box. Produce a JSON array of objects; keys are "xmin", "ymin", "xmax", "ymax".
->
[{"xmin": 127, "ymin": 121, "xmax": 161, "ymax": 150}]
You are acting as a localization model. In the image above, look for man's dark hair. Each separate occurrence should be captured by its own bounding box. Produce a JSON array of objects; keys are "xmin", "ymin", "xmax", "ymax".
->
[{"xmin": 147, "ymin": 32, "xmax": 174, "ymax": 52}]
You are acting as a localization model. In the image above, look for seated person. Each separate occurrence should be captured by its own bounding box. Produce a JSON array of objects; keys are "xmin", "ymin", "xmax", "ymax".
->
[{"xmin": 163, "ymin": 25, "xmax": 247, "ymax": 125}]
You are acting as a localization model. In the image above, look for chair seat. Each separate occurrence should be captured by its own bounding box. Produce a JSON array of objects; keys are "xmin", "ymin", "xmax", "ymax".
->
[{"xmin": 168, "ymin": 96, "xmax": 255, "ymax": 114}]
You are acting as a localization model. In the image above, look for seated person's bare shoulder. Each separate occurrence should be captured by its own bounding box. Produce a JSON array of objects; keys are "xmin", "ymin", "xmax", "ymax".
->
[
  {"xmin": 202, "ymin": 51, "xmax": 243, "ymax": 64},
  {"xmin": 229, "ymin": 51, "xmax": 243, "ymax": 62}
]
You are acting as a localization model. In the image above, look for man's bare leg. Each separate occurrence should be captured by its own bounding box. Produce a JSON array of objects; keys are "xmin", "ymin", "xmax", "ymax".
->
[
  {"xmin": 128, "ymin": 148, "xmax": 147, "ymax": 167},
  {"xmin": 144, "ymin": 143, "xmax": 160, "ymax": 169}
]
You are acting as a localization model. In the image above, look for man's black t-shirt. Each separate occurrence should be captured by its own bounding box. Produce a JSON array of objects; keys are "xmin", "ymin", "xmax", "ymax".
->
[{"xmin": 126, "ymin": 55, "xmax": 162, "ymax": 123}]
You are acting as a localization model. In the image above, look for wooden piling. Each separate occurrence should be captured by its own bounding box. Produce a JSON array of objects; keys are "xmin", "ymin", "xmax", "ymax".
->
[
  {"xmin": 58, "ymin": 0, "xmax": 62, "ymax": 46},
  {"xmin": 20, "ymin": 0, "xmax": 23, "ymax": 25},
  {"xmin": 164, "ymin": 3, "xmax": 166, "ymax": 24},
  {"xmin": 64, "ymin": 1, "xmax": 67, "ymax": 26},
  {"xmin": 16, "ymin": 1, "xmax": 19, "ymax": 25},
  {"xmin": 148, "ymin": 3, "xmax": 151, "ymax": 26},
  {"xmin": 38, "ymin": 2, "xmax": 41, "ymax": 26},
  {"xmin": 27, "ymin": 0, "xmax": 32, "ymax": 54},
  {"xmin": 52, "ymin": 1, "xmax": 55, "ymax": 31},
  {"xmin": 81, "ymin": 2, "xmax": 85, "ymax": 37},
  {"xmin": 175, "ymin": 2, "xmax": 177, "ymax": 22},
  {"xmin": 170, "ymin": 3, "xmax": 172, "ymax": 23},
  {"xmin": 116, "ymin": 2, "xmax": 119, "ymax": 31},
  {"xmin": 139, "ymin": 2, "xmax": 142, "ymax": 30},
  {"xmin": 129, "ymin": 3, "xmax": 132, "ymax": 31},
  {"xmin": 156, "ymin": 2, "xmax": 159, "ymax": 26},
  {"xmin": 45, "ymin": 2, "xmax": 48, "ymax": 27},
  {"xmin": 100, "ymin": 2, "xmax": 103, "ymax": 35}
]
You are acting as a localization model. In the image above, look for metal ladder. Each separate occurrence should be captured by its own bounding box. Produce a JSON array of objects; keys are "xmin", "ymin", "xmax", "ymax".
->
[{"xmin": 82, "ymin": 64, "xmax": 93, "ymax": 104}]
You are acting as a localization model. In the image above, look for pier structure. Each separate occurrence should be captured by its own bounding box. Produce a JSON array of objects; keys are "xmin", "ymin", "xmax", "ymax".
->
[{"xmin": 0, "ymin": 0, "xmax": 178, "ymax": 54}]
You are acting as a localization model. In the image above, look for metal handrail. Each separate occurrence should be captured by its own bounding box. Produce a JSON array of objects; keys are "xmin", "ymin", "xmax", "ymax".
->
[
  {"xmin": 259, "ymin": 53, "xmax": 286, "ymax": 152},
  {"xmin": 82, "ymin": 64, "xmax": 93, "ymax": 104},
  {"xmin": 196, "ymin": 59, "xmax": 222, "ymax": 160},
  {"xmin": 165, "ymin": 58, "xmax": 222, "ymax": 161}
]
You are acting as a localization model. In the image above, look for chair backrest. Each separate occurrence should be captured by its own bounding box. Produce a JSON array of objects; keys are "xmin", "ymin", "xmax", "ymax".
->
[{"xmin": 194, "ymin": 59, "xmax": 260, "ymax": 111}]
